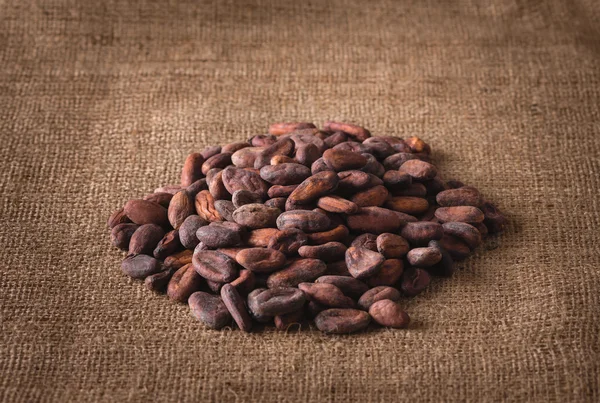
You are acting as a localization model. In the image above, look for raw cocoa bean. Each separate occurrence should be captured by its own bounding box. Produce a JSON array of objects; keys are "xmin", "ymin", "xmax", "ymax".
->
[
  {"xmin": 296, "ymin": 143, "xmax": 320, "ymax": 166},
  {"xmin": 298, "ymin": 283, "xmax": 354, "ymax": 308},
  {"xmin": 233, "ymin": 203, "xmax": 280, "ymax": 229},
  {"xmin": 143, "ymin": 192, "xmax": 174, "ymax": 208},
  {"xmin": 194, "ymin": 190, "xmax": 223, "ymax": 222},
  {"xmin": 124, "ymin": 199, "xmax": 169, "ymax": 227},
  {"xmin": 163, "ymin": 249, "xmax": 193, "ymax": 269},
  {"xmin": 214, "ymin": 200, "xmax": 236, "ymax": 222},
  {"xmin": 259, "ymin": 163, "xmax": 311, "ymax": 185},
  {"xmin": 337, "ymin": 170, "xmax": 383, "ymax": 192},
  {"xmin": 376, "ymin": 233, "xmax": 410, "ymax": 258},
  {"xmin": 267, "ymin": 258, "xmax": 327, "ymax": 288},
  {"xmin": 250, "ymin": 134, "xmax": 277, "ymax": 147},
  {"xmin": 323, "ymin": 121, "xmax": 371, "ymax": 142},
  {"xmin": 315, "ymin": 275, "xmax": 369, "ymax": 298},
  {"xmin": 267, "ymin": 184, "xmax": 298, "ymax": 198},
  {"xmin": 220, "ymin": 284, "xmax": 252, "ymax": 332},
  {"xmin": 481, "ymin": 201, "xmax": 508, "ymax": 233},
  {"xmin": 314, "ymin": 309, "xmax": 371, "ymax": 334},
  {"xmin": 360, "ymin": 154, "xmax": 385, "ymax": 177},
  {"xmin": 435, "ymin": 206, "xmax": 485, "ymax": 224},
  {"xmin": 400, "ymin": 268, "xmax": 431, "ymax": 297},
  {"xmin": 168, "ymin": 190, "xmax": 195, "ymax": 229},
  {"xmin": 316, "ymin": 195, "xmax": 359, "ymax": 214},
  {"xmin": 382, "ymin": 170, "xmax": 412, "ymax": 189},
  {"xmin": 188, "ymin": 291, "xmax": 232, "ymax": 330},
  {"xmin": 231, "ymin": 147, "xmax": 263, "ymax": 168},
  {"xmin": 404, "ymin": 136, "xmax": 431, "ymax": 154},
  {"xmin": 345, "ymin": 246, "xmax": 385, "ymax": 279},
  {"xmin": 306, "ymin": 224, "xmax": 349, "ymax": 245},
  {"xmin": 201, "ymin": 152, "xmax": 233, "ymax": 175},
  {"xmin": 324, "ymin": 260, "xmax": 351, "ymax": 276},
  {"xmin": 264, "ymin": 197, "xmax": 286, "ymax": 210},
  {"xmin": 221, "ymin": 142, "xmax": 251, "ymax": 154},
  {"xmin": 438, "ymin": 234, "xmax": 471, "ymax": 260},
  {"xmin": 268, "ymin": 228, "xmax": 308, "ymax": 254},
  {"xmin": 276, "ymin": 210, "xmax": 331, "ymax": 233},
  {"xmin": 200, "ymin": 145, "xmax": 221, "ymax": 160},
  {"xmin": 107, "ymin": 208, "xmax": 131, "ymax": 228},
  {"xmin": 346, "ymin": 207, "xmax": 403, "ymax": 234},
  {"xmin": 144, "ymin": 267, "xmax": 175, "ymax": 292},
  {"xmin": 350, "ymin": 185, "xmax": 389, "ymax": 207},
  {"xmin": 298, "ymin": 242, "xmax": 347, "ymax": 262},
  {"xmin": 181, "ymin": 153, "xmax": 205, "ymax": 187},
  {"xmin": 207, "ymin": 169, "xmax": 231, "ymax": 201},
  {"xmin": 323, "ymin": 131, "xmax": 348, "ymax": 148},
  {"xmin": 274, "ymin": 310, "xmax": 304, "ymax": 331},
  {"xmin": 153, "ymin": 230, "xmax": 182, "ymax": 260},
  {"xmin": 128, "ymin": 224, "xmax": 165, "ymax": 256},
  {"xmin": 287, "ymin": 171, "xmax": 339, "ymax": 204},
  {"xmin": 322, "ymin": 149, "xmax": 368, "ymax": 171},
  {"xmin": 247, "ymin": 228, "xmax": 281, "ymax": 247},
  {"xmin": 231, "ymin": 190, "xmax": 262, "ymax": 208},
  {"xmin": 222, "ymin": 166, "xmax": 269, "ymax": 199},
  {"xmin": 230, "ymin": 269, "xmax": 256, "ymax": 295},
  {"xmin": 110, "ymin": 223, "xmax": 140, "ymax": 250},
  {"xmin": 178, "ymin": 215, "xmax": 206, "ymax": 249},
  {"xmin": 236, "ymin": 248, "xmax": 286, "ymax": 273},
  {"xmin": 399, "ymin": 159, "xmax": 437, "ymax": 181},
  {"xmin": 196, "ymin": 223, "xmax": 241, "ymax": 248},
  {"xmin": 436, "ymin": 186, "xmax": 482, "ymax": 207},
  {"xmin": 362, "ymin": 137, "xmax": 395, "ymax": 159},
  {"xmin": 366, "ymin": 259, "xmax": 404, "ymax": 287},
  {"xmin": 268, "ymin": 122, "xmax": 316, "ymax": 136},
  {"xmin": 406, "ymin": 247, "xmax": 442, "ymax": 267},
  {"xmin": 358, "ymin": 286, "xmax": 401, "ymax": 310},
  {"xmin": 385, "ymin": 196, "xmax": 429, "ymax": 215},
  {"xmin": 400, "ymin": 222, "xmax": 444, "ymax": 246},
  {"xmin": 254, "ymin": 138, "xmax": 295, "ymax": 169},
  {"xmin": 392, "ymin": 183, "xmax": 427, "ymax": 197},
  {"xmin": 310, "ymin": 157, "xmax": 330, "ymax": 174},
  {"xmin": 121, "ymin": 254, "xmax": 162, "ymax": 279},
  {"xmin": 351, "ymin": 233, "xmax": 378, "ymax": 251},
  {"xmin": 271, "ymin": 155, "xmax": 297, "ymax": 165},
  {"xmin": 250, "ymin": 287, "xmax": 306, "ymax": 317},
  {"xmin": 369, "ymin": 299, "xmax": 410, "ymax": 328},
  {"xmin": 193, "ymin": 250, "xmax": 238, "ymax": 283},
  {"xmin": 154, "ymin": 184, "xmax": 183, "ymax": 195},
  {"xmin": 442, "ymin": 222, "xmax": 482, "ymax": 249},
  {"xmin": 186, "ymin": 179, "xmax": 209, "ymax": 198},
  {"xmin": 382, "ymin": 153, "xmax": 420, "ymax": 170}
]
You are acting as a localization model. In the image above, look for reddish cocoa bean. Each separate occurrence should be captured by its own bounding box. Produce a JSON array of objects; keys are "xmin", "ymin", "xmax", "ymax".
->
[
  {"xmin": 323, "ymin": 121, "xmax": 371, "ymax": 142},
  {"xmin": 201, "ymin": 152, "xmax": 233, "ymax": 175},
  {"xmin": 110, "ymin": 223, "xmax": 140, "ymax": 250},
  {"xmin": 400, "ymin": 268, "xmax": 431, "ymax": 297},
  {"xmin": 298, "ymin": 242, "xmax": 347, "ymax": 262},
  {"xmin": 314, "ymin": 309, "xmax": 371, "ymax": 334},
  {"xmin": 400, "ymin": 222, "xmax": 444, "ymax": 246},
  {"xmin": 366, "ymin": 259, "xmax": 404, "ymax": 287},
  {"xmin": 236, "ymin": 248, "xmax": 287, "ymax": 273},
  {"xmin": 220, "ymin": 284, "xmax": 252, "ymax": 332},
  {"xmin": 143, "ymin": 192, "xmax": 174, "ymax": 208},
  {"xmin": 267, "ymin": 258, "xmax": 327, "ymax": 288},
  {"xmin": 124, "ymin": 199, "xmax": 169, "ymax": 227},
  {"xmin": 153, "ymin": 230, "xmax": 182, "ymax": 260},
  {"xmin": 345, "ymin": 246, "xmax": 385, "ymax": 279},
  {"xmin": 346, "ymin": 207, "xmax": 403, "ymax": 234},
  {"xmin": 306, "ymin": 224, "xmax": 349, "ymax": 245},
  {"xmin": 167, "ymin": 263, "xmax": 204, "ymax": 302},
  {"xmin": 376, "ymin": 233, "xmax": 410, "ymax": 258},
  {"xmin": 128, "ymin": 224, "xmax": 165, "ymax": 256},
  {"xmin": 181, "ymin": 153, "xmax": 205, "ymax": 187},
  {"xmin": 121, "ymin": 254, "xmax": 162, "ymax": 279},
  {"xmin": 298, "ymin": 283, "xmax": 354, "ymax": 308},
  {"xmin": 358, "ymin": 286, "xmax": 401, "ymax": 310},
  {"xmin": 351, "ymin": 185, "xmax": 389, "ymax": 207},
  {"xmin": 276, "ymin": 210, "xmax": 331, "ymax": 233},
  {"xmin": 434, "ymin": 206, "xmax": 485, "ymax": 224},
  {"xmin": 268, "ymin": 122, "xmax": 316, "ymax": 136},
  {"xmin": 107, "ymin": 208, "xmax": 131, "ymax": 229},
  {"xmin": 250, "ymin": 287, "xmax": 306, "ymax": 316},
  {"xmin": 188, "ymin": 291, "xmax": 232, "ymax": 330},
  {"xmin": 351, "ymin": 233, "xmax": 378, "ymax": 251},
  {"xmin": 192, "ymin": 250, "xmax": 239, "ymax": 283},
  {"xmin": 315, "ymin": 276, "xmax": 369, "ymax": 299},
  {"xmin": 369, "ymin": 300, "xmax": 410, "ymax": 328}
]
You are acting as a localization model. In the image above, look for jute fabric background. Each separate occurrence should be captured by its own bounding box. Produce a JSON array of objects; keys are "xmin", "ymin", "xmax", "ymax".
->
[{"xmin": 1, "ymin": 0, "xmax": 598, "ymax": 401}]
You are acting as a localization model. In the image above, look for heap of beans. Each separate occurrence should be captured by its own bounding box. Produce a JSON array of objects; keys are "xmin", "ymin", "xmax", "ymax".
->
[{"xmin": 108, "ymin": 121, "xmax": 507, "ymax": 334}]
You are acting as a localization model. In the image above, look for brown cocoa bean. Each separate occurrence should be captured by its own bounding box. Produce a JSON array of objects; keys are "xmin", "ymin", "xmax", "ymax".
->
[
  {"xmin": 267, "ymin": 258, "xmax": 327, "ymax": 288},
  {"xmin": 310, "ymin": 157, "xmax": 330, "ymax": 174},
  {"xmin": 107, "ymin": 207, "xmax": 131, "ymax": 228},
  {"xmin": 121, "ymin": 254, "xmax": 162, "ymax": 279},
  {"xmin": 376, "ymin": 233, "xmax": 410, "ymax": 258},
  {"xmin": 382, "ymin": 153, "xmax": 421, "ymax": 170},
  {"xmin": 345, "ymin": 246, "xmax": 385, "ymax": 279},
  {"xmin": 438, "ymin": 234, "xmax": 471, "ymax": 260},
  {"xmin": 264, "ymin": 197, "xmax": 286, "ymax": 211},
  {"xmin": 254, "ymin": 138, "xmax": 295, "ymax": 169},
  {"xmin": 271, "ymin": 155, "xmax": 297, "ymax": 165},
  {"xmin": 207, "ymin": 169, "xmax": 231, "ymax": 201},
  {"xmin": 314, "ymin": 309, "xmax": 371, "ymax": 334},
  {"xmin": 324, "ymin": 261, "xmax": 351, "ymax": 276},
  {"xmin": 163, "ymin": 249, "xmax": 193, "ymax": 269},
  {"xmin": 231, "ymin": 146, "xmax": 263, "ymax": 168},
  {"xmin": 351, "ymin": 233, "xmax": 378, "ymax": 251},
  {"xmin": 216, "ymin": 247, "xmax": 245, "ymax": 260},
  {"xmin": 346, "ymin": 207, "xmax": 403, "ymax": 234},
  {"xmin": 400, "ymin": 222, "xmax": 444, "ymax": 246},
  {"xmin": 179, "ymin": 215, "xmax": 206, "ymax": 249},
  {"xmin": 322, "ymin": 149, "xmax": 368, "ymax": 171},
  {"xmin": 350, "ymin": 185, "xmax": 389, "ymax": 207},
  {"xmin": 399, "ymin": 159, "xmax": 437, "ymax": 181},
  {"xmin": 366, "ymin": 259, "xmax": 404, "ymax": 287},
  {"xmin": 358, "ymin": 286, "xmax": 401, "ymax": 310},
  {"xmin": 406, "ymin": 247, "xmax": 442, "ymax": 267},
  {"xmin": 232, "ymin": 190, "xmax": 263, "ymax": 208},
  {"xmin": 124, "ymin": 199, "xmax": 169, "ymax": 227},
  {"xmin": 222, "ymin": 166, "xmax": 269, "ymax": 199},
  {"xmin": 214, "ymin": 200, "xmax": 236, "ymax": 222},
  {"xmin": 298, "ymin": 242, "xmax": 347, "ymax": 262},
  {"xmin": 200, "ymin": 145, "xmax": 221, "ymax": 160},
  {"xmin": 481, "ymin": 201, "xmax": 508, "ymax": 234},
  {"xmin": 268, "ymin": 122, "xmax": 316, "ymax": 135},
  {"xmin": 110, "ymin": 223, "xmax": 140, "ymax": 250},
  {"xmin": 236, "ymin": 248, "xmax": 286, "ymax": 273},
  {"xmin": 274, "ymin": 310, "xmax": 304, "ymax": 331},
  {"xmin": 405, "ymin": 136, "xmax": 431, "ymax": 154},
  {"xmin": 434, "ymin": 206, "xmax": 485, "ymax": 224},
  {"xmin": 259, "ymin": 163, "xmax": 311, "ymax": 185},
  {"xmin": 295, "ymin": 143, "xmax": 320, "ymax": 167},
  {"xmin": 230, "ymin": 269, "xmax": 256, "ymax": 295},
  {"xmin": 315, "ymin": 275, "xmax": 369, "ymax": 298},
  {"xmin": 250, "ymin": 134, "xmax": 278, "ymax": 147},
  {"xmin": 392, "ymin": 183, "xmax": 427, "ymax": 197},
  {"xmin": 168, "ymin": 190, "xmax": 195, "ymax": 229},
  {"xmin": 382, "ymin": 170, "xmax": 412, "ymax": 190},
  {"xmin": 268, "ymin": 228, "xmax": 308, "ymax": 254},
  {"xmin": 186, "ymin": 179, "xmax": 209, "ymax": 198},
  {"xmin": 195, "ymin": 223, "xmax": 240, "ymax": 248},
  {"xmin": 298, "ymin": 283, "xmax": 354, "ymax": 308},
  {"xmin": 220, "ymin": 284, "xmax": 252, "ymax": 332},
  {"xmin": 188, "ymin": 291, "xmax": 232, "ymax": 330},
  {"xmin": 181, "ymin": 153, "xmax": 205, "ymax": 187},
  {"xmin": 276, "ymin": 210, "xmax": 331, "ymax": 233},
  {"xmin": 249, "ymin": 287, "xmax": 306, "ymax": 316},
  {"xmin": 222, "ymin": 142, "xmax": 251, "ymax": 154},
  {"xmin": 128, "ymin": 224, "xmax": 165, "ymax": 256},
  {"xmin": 316, "ymin": 195, "xmax": 359, "ymax": 214},
  {"xmin": 337, "ymin": 170, "xmax": 383, "ymax": 192},
  {"xmin": 288, "ymin": 171, "xmax": 339, "ymax": 204},
  {"xmin": 233, "ymin": 203, "xmax": 280, "ymax": 229},
  {"xmin": 323, "ymin": 121, "xmax": 371, "ymax": 142},
  {"xmin": 436, "ymin": 186, "xmax": 482, "ymax": 207},
  {"xmin": 143, "ymin": 192, "xmax": 174, "ymax": 208},
  {"xmin": 267, "ymin": 184, "xmax": 298, "ymax": 198},
  {"xmin": 323, "ymin": 131, "xmax": 348, "ymax": 148},
  {"xmin": 442, "ymin": 222, "xmax": 482, "ymax": 249},
  {"xmin": 194, "ymin": 190, "xmax": 223, "ymax": 222},
  {"xmin": 306, "ymin": 224, "xmax": 349, "ymax": 245},
  {"xmin": 153, "ymin": 230, "xmax": 182, "ymax": 260},
  {"xmin": 385, "ymin": 196, "xmax": 429, "ymax": 215},
  {"xmin": 201, "ymin": 152, "xmax": 233, "ymax": 175},
  {"xmin": 247, "ymin": 228, "xmax": 281, "ymax": 247},
  {"xmin": 154, "ymin": 184, "xmax": 183, "ymax": 195},
  {"xmin": 144, "ymin": 267, "xmax": 175, "ymax": 292},
  {"xmin": 362, "ymin": 137, "xmax": 395, "ymax": 159},
  {"xmin": 359, "ymin": 154, "xmax": 385, "ymax": 177},
  {"xmin": 192, "ymin": 250, "xmax": 238, "ymax": 283},
  {"xmin": 369, "ymin": 300, "xmax": 410, "ymax": 328},
  {"xmin": 400, "ymin": 268, "xmax": 431, "ymax": 297}
]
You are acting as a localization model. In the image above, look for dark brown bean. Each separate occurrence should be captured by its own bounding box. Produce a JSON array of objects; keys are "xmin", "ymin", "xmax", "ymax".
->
[
  {"xmin": 128, "ymin": 224, "xmax": 165, "ymax": 256},
  {"xmin": 236, "ymin": 248, "xmax": 287, "ymax": 273},
  {"xmin": 110, "ymin": 223, "xmax": 140, "ymax": 250},
  {"xmin": 400, "ymin": 268, "xmax": 431, "ymax": 297},
  {"xmin": 167, "ymin": 263, "xmax": 204, "ymax": 302},
  {"xmin": 436, "ymin": 186, "xmax": 482, "ymax": 207},
  {"xmin": 267, "ymin": 258, "xmax": 327, "ymax": 288},
  {"xmin": 345, "ymin": 246, "xmax": 385, "ymax": 279},
  {"xmin": 220, "ymin": 284, "xmax": 252, "ymax": 332},
  {"xmin": 346, "ymin": 207, "xmax": 403, "ymax": 234},
  {"xmin": 153, "ymin": 230, "xmax": 182, "ymax": 260},
  {"xmin": 276, "ymin": 210, "xmax": 331, "ymax": 233},
  {"xmin": 358, "ymin": 286, "xmax": 401, "ymax": 310},
  {"xmin": 314, "ymin": 309, "xmax": 371, "ymax": 334},
  {"xmin": 298, "ymin": 283, "xmax": 354, "ymax": 308},
  {"xmin": 181, "ymin": 153, "xmax": 205, "ymax": 187},
  {"xmin": 267, "ymin": 228, "xmax": 308, "ymax": 255},
  {"xmin": 196, "ymin": 223, "xmax": 241, "ymax": 248},
  {"xmin": 298, "ymin": 242, "xmax": 347, "ymax": 262},
  {"xmin": 121, "ymin": 254, "xmax": 162, "ymax": 279},
  {"xmin": 406, "ymin": 247, "xmax": 442, "ymax": 267},
  {"xmin": 442, "ymin": 222, "xmax": 482, "ymax": 249},
  {"xmin": 287, "ymin": 171, "xmax": 339, "ymax": 205},
  {"xmin": 144, "ymin": 267, "xmax": 176, "ymax": 292},
  {"xmin": 192, "ymin": 249, "xmax": 239, "ymax": 283},
  {"xmin": 124, "ymin": 199, "xmax": 169, "ymax": 227},
  {"xmin": 435, "ymin": 206, "xmax": 485, "ymax": 224},
  {"xmin": 376, "ymin": 233, "xmax": 410, "ymax": 258},
  {"xmin": 369, "ymin": 299, "xmax": 410, "ymax": 328},
  {"xmin": 107, "ymin": 208, "xmax": 131, "ymax": 228},
  {"xmin": 306, "ymin": 224, "xmax": 349, "ymax": 245},
  {"xmin": 315, "ymin": 276, "xmax": 369, "ymax": 298},
  {"xmin": 189, "ymin": 292, "xmax": 232, "ymax": 330},
  {"xmin": 366, "ymin": 259, "xmax": 404, "ymax": 287},
  {"xmin": 250, "ymin": 287, "xmax": 306, "ymax": 316},
  {"xmin": 400, "ymin": 222, "xmax": 444, "ymax": 246}
]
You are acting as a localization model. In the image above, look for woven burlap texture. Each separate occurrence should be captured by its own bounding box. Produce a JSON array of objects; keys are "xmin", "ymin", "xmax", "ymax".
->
[{"xmin": 1, "ymin": 0, "xmax": 599, "ymax": 402}]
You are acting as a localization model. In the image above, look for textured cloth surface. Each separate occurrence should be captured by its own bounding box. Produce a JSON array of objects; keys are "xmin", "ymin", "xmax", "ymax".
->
[{"xmin": 1, "ymin": 0, "xmax": 599, "ymax": 402}]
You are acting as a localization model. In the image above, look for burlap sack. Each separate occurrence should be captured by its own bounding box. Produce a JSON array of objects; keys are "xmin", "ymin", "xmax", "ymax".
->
[{"xmin": 1, "ymin": 0, "xmax": 598, "ymax": 401}]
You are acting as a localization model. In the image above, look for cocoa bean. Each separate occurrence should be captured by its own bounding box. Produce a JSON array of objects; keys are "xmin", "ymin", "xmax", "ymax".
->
[
  {"xmin": 110, "ymin": 223, "xmax": 140, "ymax": 250},
  {"xmin": 236, "ymin": 248, "xmax": 287, "ymax": 273},
  {"xmin": 314, "ymin": 309, "xmax": 371, "ymax": 334},
  {"xmin": 267, "ymin": 258, "xmax": 327, "ymax": 288},
  {"xmin": 233, "ymin": 204, "xmax": 280, "ymax": 229},
  {"xmin": 358, "ymin": 286, "xmax": 401, "ymax": 310},
  {"xmin": 369, "ymin": 300, "xmax": 410, "ymax": 328},
  {"xmin": 345, "ymin": 246, "xmax": 385, "ymax": 279},
  {"xmin": 376, "ymin": 233, "xmax": 410, "ymax": 258},
  {"xmin": 276, "ymin": 210, "xmax": 331, "ymax": 233},
  {"xmin": 128, "ymin": 224, "xmax": 165, "ymax": 256},
  {"xmin": 188, "ymin": 291, "xmax": 232, "ymax": 330},
  {"xmin": 192, "ymin": 250, "xmax": 239, "ymax": 283},
  {"xmin": 124, "ymin": 199, "xmax": 169, "ymax": 227},
  {"xmin": 181, "ymin": 153, "xmax": 205, "ymax": 187},
  {"xmin": 220, "ymin": 284, "xmax": 252, "ymax": 332},
  {"xmin": 298, "ymin": 242, "xmax": 347, "ymax": 262},
  {"xmin": 298, "ymin": 283, "xmax": 354, "ymax": 308},
  {"xmin": 121, "ymin": 254, "xmax": 162, "ymax": 279}
]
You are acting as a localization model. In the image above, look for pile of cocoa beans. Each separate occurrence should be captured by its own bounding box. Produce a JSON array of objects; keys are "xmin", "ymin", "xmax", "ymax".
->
[{"xmin": 108, "ymin": 121, "xmax": 507, "ymax": 334}]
